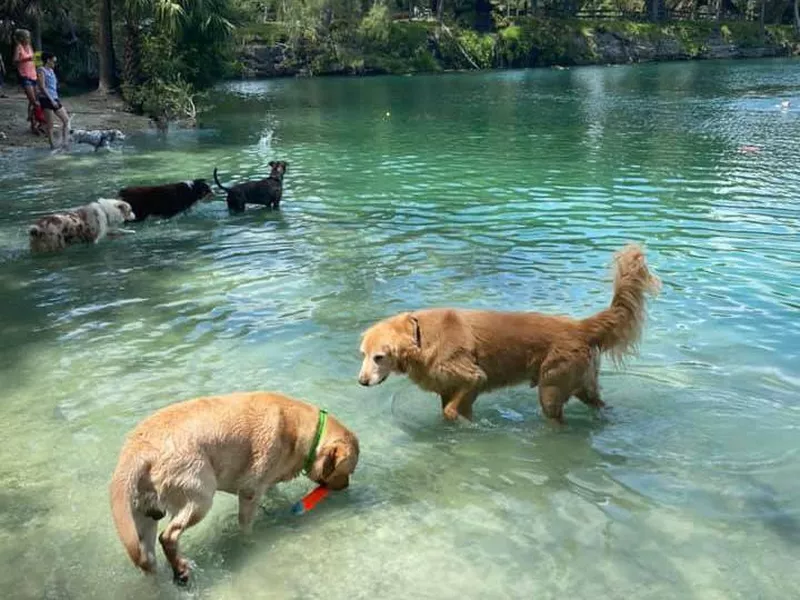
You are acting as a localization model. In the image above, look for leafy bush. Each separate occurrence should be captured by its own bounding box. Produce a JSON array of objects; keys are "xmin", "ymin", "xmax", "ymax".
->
[
  {"xmin": 457, "ymin": 30, "xmax": 495, "ymax": 68},
  {"xmin": 497, "ymin": 24, "xmax": 532, "ymax": 66},
  {"xmin": 123, "ymin": 75, "xmax": 199, "ymax": 122},
  {"xmin": 497, "ymin": 19, "xmax": 590, "ymax": 67},
  {"xmin": 359, "ymin": 2, "xmax": 392, "ymax": 45}
]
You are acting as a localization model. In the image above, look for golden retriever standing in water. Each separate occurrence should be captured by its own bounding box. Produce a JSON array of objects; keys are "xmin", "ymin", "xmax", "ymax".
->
[
  {"xmin": 109, "ymin": 392, "xmax": 359, "ymax": 584},
  {"xmin": 358, "ymin": 244, "xmax": 660, "ymax": 424}
]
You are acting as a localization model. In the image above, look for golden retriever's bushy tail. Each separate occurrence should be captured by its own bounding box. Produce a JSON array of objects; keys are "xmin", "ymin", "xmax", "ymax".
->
[
  {"xmin": 109, "ymin": 451, "xmax": 156, "ymax": 573},
  {"xmin": 581, "ymin": 244, "xmax": 660, "ymax": 365}
]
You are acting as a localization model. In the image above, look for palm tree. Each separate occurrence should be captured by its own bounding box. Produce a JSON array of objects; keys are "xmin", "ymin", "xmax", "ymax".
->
[
  {"xmin": 119, "ymin": 0, "xmax": 233, "ymax": 88},
  {"xmin": 97, "ymin": 0, "xmax": 117, "ymax": 91},
  {"xmin": 0, "ymin": 0, "xmax": 61, "ymax": 49}
]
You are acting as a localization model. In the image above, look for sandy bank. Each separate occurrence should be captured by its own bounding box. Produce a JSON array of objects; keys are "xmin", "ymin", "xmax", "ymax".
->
[{"xmin": 0, "ymin": 88, "xmax": 151, "ymax": 153}]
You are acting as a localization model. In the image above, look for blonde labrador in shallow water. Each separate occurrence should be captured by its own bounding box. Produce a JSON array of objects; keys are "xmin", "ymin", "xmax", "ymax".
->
[
  {"xmin": 109, "ymin": 391, "xmax": 359, "ymax": 584},
  {"xmin": 358, "ymin": 244, "xmax": 660, "ymax": 424}
]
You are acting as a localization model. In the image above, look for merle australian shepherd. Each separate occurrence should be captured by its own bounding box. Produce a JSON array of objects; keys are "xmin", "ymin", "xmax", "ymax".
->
[
  {"xmin": 213, "ymin": 161, "xmax": 288, "ymax": 213},
  {"xmin": 118, "ymin": 180, "xmax": 214, "ymax": 222},
  {"xmin": 29, "ymin": 199, "xmax": 135, "ymax": 253}
]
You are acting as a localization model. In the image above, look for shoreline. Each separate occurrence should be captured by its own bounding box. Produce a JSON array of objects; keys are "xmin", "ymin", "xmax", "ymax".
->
[
  {"xmin": 234, "ymin": 52, "xmax": 799, "ymax": 81},
  {"xmin": 238, "ymin": 19, "xmax": 799, "ymax": 79},
  {"xmin": 1, "ymin": 51, "xmax": 796, "ymax": 155},
  {"xmin": 0, "ymin": 89, "xmax": 151, "ymax": 152}
]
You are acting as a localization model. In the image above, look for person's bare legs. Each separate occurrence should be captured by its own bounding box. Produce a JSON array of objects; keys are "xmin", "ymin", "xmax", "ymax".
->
[
  {"xmin": 43, "ymin": 108, "xmax": 55, "ymax": 149},
  {"xmin": 23, "ymin": 85, "xmax": 38, "ymax": 133},
  {"xmin": 54, "ymin": 106, "xmax": 70, "ymax": 149}
]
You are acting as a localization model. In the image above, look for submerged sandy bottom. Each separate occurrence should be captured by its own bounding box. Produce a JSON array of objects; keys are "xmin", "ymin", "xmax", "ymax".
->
[{"xmin": 1, "ymin": 60, "xmax": 799, "ymax": 599}]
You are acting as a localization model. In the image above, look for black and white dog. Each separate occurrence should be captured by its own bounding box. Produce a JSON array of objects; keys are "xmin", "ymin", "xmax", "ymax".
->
[
  {"xmin": 69, "ymin": 128, "xmax": 126, "ymax": 151},
  {"xmin": 118, "ymin": 179, "xmax": 214, "ymax": 222}
]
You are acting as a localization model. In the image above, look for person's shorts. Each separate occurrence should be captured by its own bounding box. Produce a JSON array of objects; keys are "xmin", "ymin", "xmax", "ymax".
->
[
  {"xmin": 38, "ymin": 95, "xmax": 62, "ymax": 111},
  {"xmin": 20, "ymin": 77, "xmax": 37, "ymax": 88}
]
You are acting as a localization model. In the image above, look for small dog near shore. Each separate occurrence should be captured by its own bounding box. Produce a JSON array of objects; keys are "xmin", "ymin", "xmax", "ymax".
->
[
  {"xmin": 109, "ymin": 391, "xmax": 359, "ymax": 584},
  {"xmin": 28, "ymin": 198, "xmax": 135, "ymax": 253},
  {"xmin": 69, "ymin": 128, "xmax": 126, "ymax": 151},
  {"xmin": 358, "ymin": 244, "xmax": 660, "ymax": 424},
  {"xmin": 213, "ymin": 160, "xmax": 288, "ymax": 213},
  {"xmin": 118, "ymin": 179, "xmax": 213, "ymax": 221}
]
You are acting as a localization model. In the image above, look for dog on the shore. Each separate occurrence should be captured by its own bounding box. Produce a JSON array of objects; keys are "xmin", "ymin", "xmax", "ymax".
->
[
  {"xmin": 28, "ymin": 198, "xmax": 135, "ymax": 253},
  {"xmin": 69, "ymin": 128, "xmax": 126, "ymax": 151},
  {"xmin": 110, "ymin": 391, "xmax": 359, "ymax": 584},
  {"xmin": 358, "ymin": 244, "xmax": 660, "ymax": 424},
  {"xmin": 118, "ymin": 179, "xmax": 213, "ymax": 221},
  {"xmin": 213, "ymin": 160, "xmax": 288, "ymax": 213}
]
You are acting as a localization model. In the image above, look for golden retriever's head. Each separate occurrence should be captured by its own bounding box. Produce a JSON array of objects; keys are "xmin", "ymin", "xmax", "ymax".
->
[
  {"xmin": 358, "ymin": 312, "xmax": 421, "ymax": 386},
  {"xmin": 308, "ymin": 427, "xmax": 360, "ymax": 491}
]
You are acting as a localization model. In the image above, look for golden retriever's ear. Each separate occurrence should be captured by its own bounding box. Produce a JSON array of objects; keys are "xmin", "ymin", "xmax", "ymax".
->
[
  {"xmin": 321, "ymin": 445, "xmax": 339, "ymax": 479},
  {"xmin": 409, "ymin": 315, "xmax": 421, "ymax": 348}
]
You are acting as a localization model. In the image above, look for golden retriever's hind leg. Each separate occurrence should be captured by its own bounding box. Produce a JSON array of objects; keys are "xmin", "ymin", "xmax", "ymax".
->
[
  {"xmin": 134, "ymin": 512, "xmax": 159, "ymax": 573},
  {"xmin": 576, "ymin": 388, "xmax": 605, "ymax": 409},
  {"xmin": 576, "ymin": 354, "xmax": 605, "ymax": 410},
  {"xmin": 538, "ymin": 386, "xmax": 568, "ymax": 425},
  {"xmin": 159, "ymin": 494, "xmax": 212, "ymax": 585}
]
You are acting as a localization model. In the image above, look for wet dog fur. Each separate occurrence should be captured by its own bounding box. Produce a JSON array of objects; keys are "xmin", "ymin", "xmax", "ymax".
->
[
  {"xmin": 28, "ymin": 198, "xmax": 135, "ymax": 253},
  {"xmin": 118, "ymin": 179, "xmax": 213, "ymax": 222},
  {"xmin": 358, "ymin": 244, "xmax": 660, "ymax": 424},
  {"xmin": 109, "ymin": 391, "xmax": 359, "ymax": 584},
  {"xmin": 213, "ymin": 160, "xmax": 287, "ymax": 213},
  {"xmin": 69, "ymin": 128, "xmax": 126, "ymax": 151}
]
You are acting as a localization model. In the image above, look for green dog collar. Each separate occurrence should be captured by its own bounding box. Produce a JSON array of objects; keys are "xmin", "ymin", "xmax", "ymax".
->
[{"xmin": 303, "ymin": 409, "xmax": 328, "ymax": 474}]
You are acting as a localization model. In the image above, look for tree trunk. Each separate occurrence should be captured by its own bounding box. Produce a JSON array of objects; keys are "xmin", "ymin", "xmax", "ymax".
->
[
  {"xmin": 474, "ymin": 0, "xmax": 493, "ymax": 30},
  {"xmin": 437, "ymin": 0, "xmax": 444, "ymax": 24},
  {"xmin": 795, "ymin": 0, "xmax": 800, "ymax": 35},
  {"xmin": 760, "ymin": 0, "xmax": 766, "ymax": 38},
  {"xmin": 716, "ymin": 0, "xmax": 722, "ymax": 21},
  {"xmin": 32, "ymin": 15, "xmax": 42, "ymax": 50},
  {"xmin": 647, "ymin": 0, "xmax": 663, "ymax": 22},
  {"xmin": 97, "ymin": 0, "xmax": 118, "ymax": 92},
  {"xmin": 122, "ymin": 14, "xmax": 143, "ymax": 111}
]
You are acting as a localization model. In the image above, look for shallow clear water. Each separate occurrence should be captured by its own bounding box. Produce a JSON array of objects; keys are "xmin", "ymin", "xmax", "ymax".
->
[{"xmin": 1, "ymin": 59, "xmax": 799, "ymax": 599}]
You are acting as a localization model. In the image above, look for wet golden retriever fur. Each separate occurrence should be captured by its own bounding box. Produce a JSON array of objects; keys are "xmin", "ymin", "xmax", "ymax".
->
[
  {"xmin": 109, "ymin": 391, "xmax": 359, "ymax": 583},
  {"xmin": 358, "ymin": 244, "xmax": 660, "ymax": 423}
]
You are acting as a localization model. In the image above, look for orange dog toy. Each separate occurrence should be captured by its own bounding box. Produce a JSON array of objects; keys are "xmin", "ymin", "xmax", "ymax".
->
[{"xmin": 291, "ymin": 485, "xmax": 330, "ymax": 515}]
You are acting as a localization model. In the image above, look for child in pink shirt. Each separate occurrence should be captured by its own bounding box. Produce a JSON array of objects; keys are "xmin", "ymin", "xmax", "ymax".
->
[{"xmin": 13, "ymin": 29, "xmax": 42, "ymax": 134}]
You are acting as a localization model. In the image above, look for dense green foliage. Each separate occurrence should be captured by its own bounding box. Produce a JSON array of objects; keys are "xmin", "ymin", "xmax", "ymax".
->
[
  {"xmin": 118, "ymin": 0, "xmax": 237, "ymax": 119},
  {"xmin": 0, "ymin": 0, "xmax": 798, "ymax": 120}
]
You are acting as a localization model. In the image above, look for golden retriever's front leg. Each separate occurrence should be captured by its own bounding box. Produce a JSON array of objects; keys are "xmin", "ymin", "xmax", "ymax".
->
[
  {"xmin": 538, "ymin": 385, "xmax": 568, "ymax": 425},
  {"xmin": 442, "ymin": 389, "xmax": 478, "ymax": 421},
  {"xmin": 238, "ymin": 488, "xmax": 263, "ymax": 534}
]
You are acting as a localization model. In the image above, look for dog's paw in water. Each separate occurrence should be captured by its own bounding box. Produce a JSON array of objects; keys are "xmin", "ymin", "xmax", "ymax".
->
[
  {"xmin": 442, "ymin": 406, "xmax": 476, "ymax": 427},
  {"xmin": 443, "ymin": 404, "xmax": 458, "ymax": 421},
  {"xmin": 172, "ymin": 558, "xmax": 194, "ymax": 586}
]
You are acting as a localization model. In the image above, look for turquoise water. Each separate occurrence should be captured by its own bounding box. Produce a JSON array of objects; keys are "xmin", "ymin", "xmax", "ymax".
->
[{"xmin": 0, "ymin": 59, "xmax": 799, "ymax": 599}]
